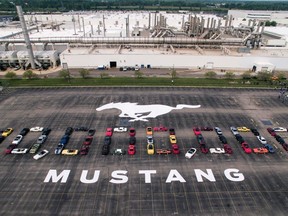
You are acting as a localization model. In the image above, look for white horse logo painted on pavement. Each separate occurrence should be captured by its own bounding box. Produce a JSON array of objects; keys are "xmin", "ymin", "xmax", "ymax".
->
[{"xmin": 96, "ymin": 102, "xmax": 201, "ymax": 122}]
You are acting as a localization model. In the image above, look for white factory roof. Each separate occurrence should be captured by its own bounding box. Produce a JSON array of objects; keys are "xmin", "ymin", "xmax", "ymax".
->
[
  {"xmin": 0, "ymin": 11, "xmax": 220, "ymax": 38},
  {"xmin": 0, "ymin": 10, "xmax": 287, "ymax": 46},
  {"xmin": 264, "ymin": 26, "xmax": 288, "ymax": 40}
]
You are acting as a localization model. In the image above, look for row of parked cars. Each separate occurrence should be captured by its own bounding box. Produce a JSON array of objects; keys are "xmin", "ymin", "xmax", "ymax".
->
[
  {"xmin": 2, "ymin": 125, "xmax": 286, "ymax": 159},
  {"xmin": 267, "ymin": 127, "xmax": 288, "ymax": 151},
  {"xmin": 79, "ymin": 129, "xmax": 96, "ymax": 155},
  {"xmin": 192, "ymin": 126, "xmax": 233, "ymax": 155},
  {"xmin": 1, "ymin": 127, "xmax": 51, "ymax": 160},
  {"xmin": 231, "ymin": 126, "xmax": 280, "ymax": 154},
  {"xmin": 230, "ymin": 126, "xmax": 253, "ymax": 154},
  {"xmin": 101, "ymin": 128, "xmax": 113, "ymax": 155},
  {"xmin": 145, "ymin": 126, "xmax": 181, "ymax": 155},
  {"xmin": 54, "ymin": 127, "xmax": 97, "ymax": 156}
]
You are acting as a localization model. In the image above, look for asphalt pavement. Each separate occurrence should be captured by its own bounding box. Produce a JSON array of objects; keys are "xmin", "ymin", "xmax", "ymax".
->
[{"xmin": 0, "ymin": 87, "xmax": 287, "ymax": 216}]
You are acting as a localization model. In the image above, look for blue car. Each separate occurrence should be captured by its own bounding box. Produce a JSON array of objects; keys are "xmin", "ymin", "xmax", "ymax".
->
[
  {"xmin": 264, "ymin": 144, "xmax": 275, "ymax": 153},
  {"xmin": 60, "ymin": 135, "xmax": 70, "ymax": 145},
  {"xmin": 55, "ymin": 143, "xmax": 65, "ymax": 155}
]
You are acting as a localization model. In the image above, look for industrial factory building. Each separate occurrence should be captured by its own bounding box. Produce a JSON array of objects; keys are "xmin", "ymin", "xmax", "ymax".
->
[{"xmin": 0, "ymin": 9, "xmax": 288, "ymax": 72}]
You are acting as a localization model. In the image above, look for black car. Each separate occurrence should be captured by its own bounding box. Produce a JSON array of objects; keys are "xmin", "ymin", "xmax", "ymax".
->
[
  {"xmin": 42, "ymin": 128, "xmax": 51, "ymax": 136},
  {"xmin": 250, "ymin": 128, "xmax": 260, "ymax": 136},
  {"xmin": 0, "ymin": 135, "xmax": 5, "ymax": 143},
  {"xmin": 197, "ymin": 134, "xmax": 205, "ymax": 144},
  {"xmin": 65, "ymin": 127, "xmax": 74, "ymax": 136},
  {"xmin": 74, "ymin": 126, "xmax": 89, "ymax": 131},
  {"xmin": 20, "ymin": 128, "xmax": 30, "ymax": 136},
  {"xmin": 104, "ymin": 136, "xmax": 111, "ymax": 145},
  {"xmin": 218, "ymin": 135, "xmax": 227, "ymax": 144},
  {"xmin": 88, "ymin": 129, "xmax": 96, "ymax": 136},
  {"xmin": 101, "ymin": 144, "xmax": 110, "ymax": 155},
  {"xmin": 235, "ymin": 134, "xmax": 245, "ymax": 143},
  {"xmin": 275, "ymin": 135, "xmax": 285, "ymax": 145},
  {"xmin": 129, "ymin": 136, "xmax": 136, "ymax": 145},
  {"xmin": 169, "ymin": 128, "xmax": 175, "ymax": 135}
]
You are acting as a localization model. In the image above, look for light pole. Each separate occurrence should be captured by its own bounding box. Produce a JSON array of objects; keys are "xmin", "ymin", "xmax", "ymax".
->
[
  {"xmin": 10, "ymin": 2, "xmax": 36, "ymax": 69},
  {"xmin": 81, "ymin": 17, "xmax": 85, "ymax": 37},
  {"xmin": 72, "ymin": 15, "xmax": 77, "ymax": 35}
]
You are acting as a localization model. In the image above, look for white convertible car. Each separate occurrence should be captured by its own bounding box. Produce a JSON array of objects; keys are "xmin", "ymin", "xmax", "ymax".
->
[
  {"xmin": 209, "ymin": 148, "xmax": 225, "ymax": 154},
  {"xmin": 185, "ymin": 148, "xmax": 197, "ymax": 159},
  {"xmin": 30, "ymin": 127, "xmax": 44, "ymax": 132},
  {"xmin": 113, "ymin": 127, "xmax": 128, "ymax": 132},
  {"xmin": 11, "ymin": 148, "xmax": 29, "ymax": 154}
]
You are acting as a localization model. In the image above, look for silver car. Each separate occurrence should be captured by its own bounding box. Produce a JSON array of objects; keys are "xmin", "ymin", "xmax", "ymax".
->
[
  {"xmin": 214, "ymin": 127, "xmax": 223, "ymax": 135},
  {"xmin": 12, "ymin": 135, "xmax": 23, "ymax": 145},
  {"xmin": 33, "ymin": 149, "xmax": 49, "ymax": 160},
  {"xmin": 230, "ymin": 126, "xmax": 239, "ymax": 136},
  {"xmin": 36, "ymin": 135, "xmax": 47, "ymax": 144}
]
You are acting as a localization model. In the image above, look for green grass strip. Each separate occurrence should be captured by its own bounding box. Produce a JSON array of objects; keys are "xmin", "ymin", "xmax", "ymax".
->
[{"xmin": 0, "ymin": 77, "xmax": 275, "ymax": 88}]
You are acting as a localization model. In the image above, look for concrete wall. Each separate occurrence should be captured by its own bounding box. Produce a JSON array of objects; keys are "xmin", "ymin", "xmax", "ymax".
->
[{"xmin": 60, "ymin": 53, "xmax": 288, "ymax": 71}]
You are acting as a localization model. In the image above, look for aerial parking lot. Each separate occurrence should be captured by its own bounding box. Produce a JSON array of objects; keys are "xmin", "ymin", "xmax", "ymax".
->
[{"xmin": 0, "ymin": 87, "xmax": 287, "ymax": 216}]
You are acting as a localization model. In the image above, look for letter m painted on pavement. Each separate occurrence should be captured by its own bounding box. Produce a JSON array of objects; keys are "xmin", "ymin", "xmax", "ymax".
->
[{"xmin": 44, "ymin": 169, "xmax": 71, "ymax": 183}]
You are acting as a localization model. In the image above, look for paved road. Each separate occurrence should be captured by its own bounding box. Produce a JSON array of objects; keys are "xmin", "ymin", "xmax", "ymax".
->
[{"xmin": 0, "ymin": 87, "xmax": 287, "ymax": 216}]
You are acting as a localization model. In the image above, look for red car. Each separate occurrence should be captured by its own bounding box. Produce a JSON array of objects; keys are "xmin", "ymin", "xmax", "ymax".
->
[
  {"xmin": 241, "ymin": 142, "xmax": 252, "ymax": 154},
  {"xmin": 129, "ymin": 128, "xmax": 136, "ymax": 137},
  {"xmin": 200, "ymin": 127, "xmax": 213, "ymax": 131},
  {"xmin": 128, "ymin": 145, "xmax": 136, "ymax": 155},
  {"xmin": 153, "ymin": 126, "xmax": 168, "ymax": 132},
  {"xmin": 282, "ymin": 143, "xmax": 288, "ymax": 151},
  {"xmin": 5, "ymin": 144, "xmax": 17, "ymax": 154},
  {"xmin": 80, "ymin": 145, "xmax": 89, "ymax": 155},
  {"xmin": 267, "ymin": 128, "xmax": 276, "ymax": 136},
  {"xmin": 83, "ymin": 136, "xmax": 93, "ymax": 145},
  {"xmin": 105, "ymin": 128, "xmax": 113, "ymax": 137},
  {"xmin": 200, "ymin": 144, "xmax": 209, "ymax": 154},
  {"xmin": 193, "ymin": 127, "xmax": 202, "ymax": 136},
  {"xmin": 171, "ymin": 144, "xmax": 180, "ymax": 154},
  {"xmin": 223, "ymin": 144, "xmax": 233, "ymax": 154}
]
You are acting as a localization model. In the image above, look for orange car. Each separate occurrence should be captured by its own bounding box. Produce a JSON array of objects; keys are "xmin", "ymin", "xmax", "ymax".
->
[
  {"xmin": 253, "ymin": 147, "xmax": 269, "ymax": 154},
  {"xmin": 156, "ymin": 149, "xmax": 172, "ymax": 155},
  {"xmin": 146, "ymin": 127, "xmax": 153, "ymax": 136}
]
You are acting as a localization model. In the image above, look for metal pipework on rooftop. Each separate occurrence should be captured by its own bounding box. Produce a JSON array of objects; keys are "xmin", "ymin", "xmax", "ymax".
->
[{"xmin": 0, "ymin": 37, "xmax": 244, "ymax": 45}]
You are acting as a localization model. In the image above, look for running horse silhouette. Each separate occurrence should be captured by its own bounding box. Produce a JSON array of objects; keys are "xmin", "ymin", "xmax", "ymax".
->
[{"xmin": 96, "ymin": 102, "xmax": 201, "ymax": 122}]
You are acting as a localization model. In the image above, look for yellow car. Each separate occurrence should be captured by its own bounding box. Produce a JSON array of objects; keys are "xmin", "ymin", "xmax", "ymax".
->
[
  {"xmin": 61, "ymin": 149, "xmax": 78, "ymax": 156},
  {"xmin": 237, "ymin": 127, "xmax": 250, "ymax": 132},
  {"xmin": 169, "ymin": 135, "xmax": 177, "ymax": 144},
  {"xmin": 2, "ymin": 128, "xmax": 13, "ymax": 137},
  {"xmin": 147, "ymin": 143, "xmax": 154, "ymax": 155},
  {"xmin": 146, "ymin": 127, "xmax": 153, "ymax": 136}
]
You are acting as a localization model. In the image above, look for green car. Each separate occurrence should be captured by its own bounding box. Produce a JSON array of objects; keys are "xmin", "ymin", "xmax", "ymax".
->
[{"xmin": 29, "ymin": 143, "xmax": 41, "ymax": 154}]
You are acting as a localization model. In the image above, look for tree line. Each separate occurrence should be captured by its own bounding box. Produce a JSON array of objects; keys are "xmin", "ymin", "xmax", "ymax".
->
[{"xmin": 1, "ymin": 0, "xmax": 288, "ymax": 13}]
